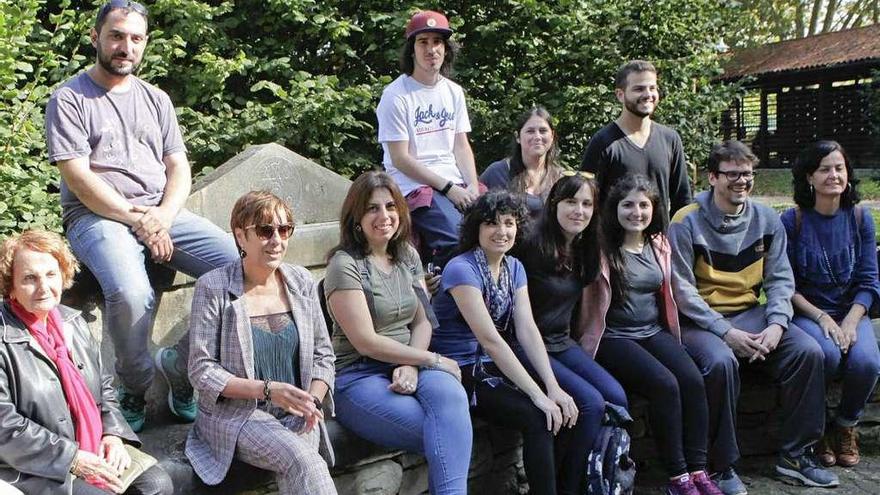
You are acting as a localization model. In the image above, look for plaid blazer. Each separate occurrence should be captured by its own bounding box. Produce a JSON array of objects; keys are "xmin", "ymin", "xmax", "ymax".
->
[{"xmin": 185, "ymin": 262, "xmax": 336, "ymax": 485}]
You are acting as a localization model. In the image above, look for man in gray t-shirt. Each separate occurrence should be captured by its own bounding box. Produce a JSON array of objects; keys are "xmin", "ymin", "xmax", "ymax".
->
[{"xmin": 44, "ymin": 1, "xmax": 238, "ymax": 432}]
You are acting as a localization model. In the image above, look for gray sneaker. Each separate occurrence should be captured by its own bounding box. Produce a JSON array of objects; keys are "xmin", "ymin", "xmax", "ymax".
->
[
  {"xmin": 776, "ymin": 453, "xmax": 839, "ymax": 488},
  {"xmin": 711, "ymin": 467, "xmax": 747, "ymax": 495}
]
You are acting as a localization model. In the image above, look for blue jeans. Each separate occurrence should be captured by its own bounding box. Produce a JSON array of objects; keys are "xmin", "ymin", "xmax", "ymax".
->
[
  {"xmin": 794, "ymin": 315, "xmax": 880, "ymax": 426},
  {"xmin": 335, "ymin": 361, "xmax": 472, "ymax": 495},
  {"xmin": 517, "ymin": 345, "xmax": 627, "ymax": 495},
  {"xmin": 409, "ymin": 192, "xmax": 462, "ymax": 268},
  {"xmin": 66, "ymin": 209, "xmax": 239, "ymax": 395}
]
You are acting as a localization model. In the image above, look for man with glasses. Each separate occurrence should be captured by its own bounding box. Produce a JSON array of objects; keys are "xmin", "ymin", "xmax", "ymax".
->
[
  {"xmin": 45, "ymin": 1, "xmax": 238, "ymax": 432},
  {"xmin": 668, "ymin": 140, "xmax": 837, "ymax": 493},
  {"xmin": 580, "ymin": 60, "xmax": 691, "ymax": 222}
]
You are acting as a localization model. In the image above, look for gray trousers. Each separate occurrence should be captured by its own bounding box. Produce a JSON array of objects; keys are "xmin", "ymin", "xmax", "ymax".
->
[{"xmin": 681, "ymin": 305, "xmax": 826, "ymax": 470}]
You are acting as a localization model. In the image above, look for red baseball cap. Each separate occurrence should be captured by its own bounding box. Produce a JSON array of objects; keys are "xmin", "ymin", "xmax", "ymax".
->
[{"xmin": 405, "ymin": 11, "xmax": 453, "ymax": 39}]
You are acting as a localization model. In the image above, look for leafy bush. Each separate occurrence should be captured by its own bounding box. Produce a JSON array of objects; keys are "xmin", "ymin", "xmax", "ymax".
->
[{"xmin": 0, "ymin": 0, "xmax": 746, "ymax": 237}]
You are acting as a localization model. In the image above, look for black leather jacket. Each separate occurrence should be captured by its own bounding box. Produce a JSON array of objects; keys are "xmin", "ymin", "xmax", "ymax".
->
[{"xmin": 0, "ymin": 302, "xmax": 138, "ymax": 495}]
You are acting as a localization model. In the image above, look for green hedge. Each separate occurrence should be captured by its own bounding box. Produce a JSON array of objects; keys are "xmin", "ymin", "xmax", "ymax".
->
[{"xmin": 0, "ymin": 0, "xmax": 745, "ymax": 237}]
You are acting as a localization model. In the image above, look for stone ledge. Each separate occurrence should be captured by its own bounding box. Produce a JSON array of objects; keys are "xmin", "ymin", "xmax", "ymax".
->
[{"xmin": 137, "ymin": 417, "xmax": 524, "ymax": 495}]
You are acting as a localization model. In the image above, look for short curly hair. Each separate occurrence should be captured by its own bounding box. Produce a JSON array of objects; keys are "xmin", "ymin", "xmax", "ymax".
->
[
  {"xmin": 0, "ymin": 230, "xmax": 79, "ymax": 297},
  {"xmin": 457, "ymin": 190, "xmax": 530, "ymax": 255}
]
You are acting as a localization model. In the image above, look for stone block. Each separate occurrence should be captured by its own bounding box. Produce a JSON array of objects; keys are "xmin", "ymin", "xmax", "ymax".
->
[
  {"xmin": 186, "ymin": 143, "xmax": 351, "ymax": 229},
  {"xmin": 398, "ymin": 465, "xmax": 429, "ymax": 495},
  {"xmin": 352, "ymin": 460, "xmax": 403, "ymax": 495}
]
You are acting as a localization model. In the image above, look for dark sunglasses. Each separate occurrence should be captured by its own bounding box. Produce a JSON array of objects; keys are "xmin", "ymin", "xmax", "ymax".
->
[{"xmin": 245, "ymin": 223, "xmax": 295, "ymax": 240}]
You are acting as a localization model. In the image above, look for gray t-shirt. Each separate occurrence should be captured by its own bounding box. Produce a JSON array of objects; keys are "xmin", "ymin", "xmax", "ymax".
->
[
  {"xmin": 45, "ymin": 72, "xmax": 186, "ymax": 226},
  {"xmin": 604, "ymin": 244, "xmax": 663, "ymax": 339},
  {"xmin": 324, "ymin": 247, "xmax": 424, "ymax": 370}
]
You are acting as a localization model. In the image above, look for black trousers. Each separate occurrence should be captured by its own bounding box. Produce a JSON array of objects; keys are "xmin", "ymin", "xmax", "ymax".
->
[
  {"xmin": 462, "ymin": 362, "xmax": 557, "ymax": 495},
  {"xmin": 596, "ymin": 331, "xmax": 709, "ymax": 476}
]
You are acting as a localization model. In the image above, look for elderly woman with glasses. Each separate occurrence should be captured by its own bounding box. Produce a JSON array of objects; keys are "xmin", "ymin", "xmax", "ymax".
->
[
  {"xmin": 186, "ymin": 191, "xmax": 337, "ymax": 494},
  {"xmin": 0, "ymin": 230, "xmax": 173, "ymax": 495}
]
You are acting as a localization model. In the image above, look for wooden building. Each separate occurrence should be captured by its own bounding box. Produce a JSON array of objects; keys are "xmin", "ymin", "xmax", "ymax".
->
[{"xmin": 721, "ymin": 25, "xmax": 880, "ymax": 168}]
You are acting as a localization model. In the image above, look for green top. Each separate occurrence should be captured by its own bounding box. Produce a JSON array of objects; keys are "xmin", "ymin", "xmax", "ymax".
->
[{"xmin": 324, "ymin": 247, "xmax": 424, "ymax": 370}]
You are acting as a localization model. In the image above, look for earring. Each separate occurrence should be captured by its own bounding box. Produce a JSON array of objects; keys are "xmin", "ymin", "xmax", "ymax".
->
[
  {"xmin": 238, "ymin": 247, "xmax": 247, "ymax": 258},
  {"xmin": 845, "ymin": 183, "xmax": 851, "ymax": 194},
  {"xmin": 810, "ymin": 183, "xmax": 815, "ymax": 196},
  {"xmin": 355, "ymin": 225, "xmax": 362, "ymax": 232}
]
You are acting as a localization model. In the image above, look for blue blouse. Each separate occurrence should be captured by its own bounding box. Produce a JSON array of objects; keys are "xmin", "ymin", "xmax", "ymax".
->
[{"xmin": 781, "ymin": 206, "xmax": 880, "ymax": 318}]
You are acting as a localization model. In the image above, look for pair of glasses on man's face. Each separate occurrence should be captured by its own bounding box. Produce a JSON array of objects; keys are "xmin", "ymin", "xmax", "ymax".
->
[
  {"xmin": 716, "ymin": 170, "xmax": 756, "ymax": 182},
  {"xmin": 245, "ymin": 223, "xmax": 295, "ymax": 240}
]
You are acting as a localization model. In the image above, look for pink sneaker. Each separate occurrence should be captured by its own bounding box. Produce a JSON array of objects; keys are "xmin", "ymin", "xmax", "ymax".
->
[
  {"xmin": 666, "ymin": 474, "xmax": 700, "ymax": 495},
  {"xmin": 691, "ymin": 471, "xmax": 724, "ymax": 495}
]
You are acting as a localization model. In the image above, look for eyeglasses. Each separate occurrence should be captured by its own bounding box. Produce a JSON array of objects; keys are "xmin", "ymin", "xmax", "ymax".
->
[
  {"xmin": 715, "ymin": 170, "xmax": 756, "ymax": 182},
  {"xmin": 245, "ymin": 223, "xmax": 295, "ymax": 240},
  {"xmin": 97, "ymin": 0, "xmax": 149, "ymax": 22},
  {"xmin": 561, "ymin": 170, "xmax": 596, "ymax": 179}
]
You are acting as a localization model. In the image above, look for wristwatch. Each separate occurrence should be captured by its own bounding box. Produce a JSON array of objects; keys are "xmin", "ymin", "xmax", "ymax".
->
[{"xmin": 436, "ymin": 181, "xmax": 454, "ymax": 196}]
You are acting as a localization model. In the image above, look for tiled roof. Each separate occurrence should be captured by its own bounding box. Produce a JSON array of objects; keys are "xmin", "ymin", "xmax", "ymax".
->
[{"xmin": 722, "ymin": 24, "xmax": 880, "ymax": 80}]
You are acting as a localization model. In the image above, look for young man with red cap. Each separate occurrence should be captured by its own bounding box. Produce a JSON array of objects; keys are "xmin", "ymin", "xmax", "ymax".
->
[{"xmin": 376, "ymin": 10, "xmax": 479, "ymax": 269}]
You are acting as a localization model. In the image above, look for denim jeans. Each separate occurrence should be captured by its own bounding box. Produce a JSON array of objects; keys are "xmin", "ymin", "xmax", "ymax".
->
[
  {"xmin": 794, "ymin": 315, "xmax": 880, "ymax": 426},
  {"xmin": 517, "ymin": 345, "xmax": 627, "ymax": 495},
  {"xmin": 66, "ymin": 209, "xmax": 239, "ymax": 395},
  {"xmin": 335, "ymin": 361, "xmax": 472, "ymax": 495},
  {"xmin": 409, "ymin": 192, "xmax": 462, "ymax": 269}
]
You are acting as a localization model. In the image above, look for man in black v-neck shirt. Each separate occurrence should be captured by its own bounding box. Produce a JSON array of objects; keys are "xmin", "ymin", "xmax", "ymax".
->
[{"xmin": 580, "ymin": 60, "xmax": 692, "ymax": 220}]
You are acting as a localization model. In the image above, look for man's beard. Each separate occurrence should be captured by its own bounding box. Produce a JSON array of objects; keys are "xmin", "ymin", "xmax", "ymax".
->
[
  {"xmin": 97, "ymin": 48, "xmax": 138, "ymax": 76},
  {"xmin": 624, "ymin": 97, "xmax": 654, "ymax": 118}
]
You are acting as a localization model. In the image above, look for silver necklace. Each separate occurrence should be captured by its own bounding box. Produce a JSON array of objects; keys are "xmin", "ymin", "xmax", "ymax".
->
[{"xmin": 374, "ymin": 259, "xmax": 403, "ymax": 319}]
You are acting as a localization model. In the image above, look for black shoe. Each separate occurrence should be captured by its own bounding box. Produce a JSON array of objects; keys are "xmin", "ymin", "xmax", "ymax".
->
[{"xmin": 775, "ymin": 453, "xmax": 839, "ymax": 488}]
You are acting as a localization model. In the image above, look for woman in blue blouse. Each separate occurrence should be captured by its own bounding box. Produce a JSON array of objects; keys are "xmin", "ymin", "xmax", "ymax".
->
[
  {"xmin": 479, "ymin": 106, "xmax": 564, "ymax": 216},
  {"xmin": 781, "ymin": 140, "xmax": 880, "ymax": 468}
]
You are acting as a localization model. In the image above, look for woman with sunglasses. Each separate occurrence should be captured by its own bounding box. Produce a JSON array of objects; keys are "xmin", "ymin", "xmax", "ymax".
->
[
  {"xmin": 430, "ymin": 189, "xmax": 576, "ymax": 495},
  {"xmin": 579, "ymin": 175, "xmax": 721, "ymax": 495},
  {"xmin": 324, "ymin": 172, "xmax": 471, "ymax": 494},
  {"xmin": 513, "ymin": 174, "xmax": 628, "ymax": 494},
  {"xmin": 187, "ymin": 191, "xmax": 337, "ymax": 494},
  {"xmin": 480, "ymin": 106, "xmax": 564, "ymax": 216},
  {"xmin": 781, "ymin": 141, "xmax": 880, "ymax": 468}
]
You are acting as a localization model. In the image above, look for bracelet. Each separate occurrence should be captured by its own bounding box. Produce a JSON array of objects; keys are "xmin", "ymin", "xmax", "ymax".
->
[
  {"xmin": 263, "ymin": 379, "xmax": 272, "ymax": 402},
  {"xmin": 438, "ymin": 181, "xmax": 454, "ymax": 196},
  {"xmin": 815, "ymin": 310, "xmax": 828, "ymax": 323}
]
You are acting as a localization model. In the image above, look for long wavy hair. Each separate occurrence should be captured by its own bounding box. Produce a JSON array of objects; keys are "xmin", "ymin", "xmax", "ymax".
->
[
  {"xmin": 399, "ymin": 35, "xmax": 459, "ymax": 77},
  {"xmin": 327, "ymin": 171, "xmax": 412, "ymax": 262},
  {"xmin": 456, "ymin": 190, "xmax": 529, "ymax": 255},
  {"xmin": 526, "ymin": 174, "xmax": 601, "ymax": 283},
  {"xmin": 506, "ymin": 106, "xmax": 563, "ymax": 198},
  {"xmin": 600, "ymin": 175, "xmax": 665, "ymax": 301},
  {"xmin": 792, "ymin": 140, "xmax": 860, "ymax": 209}
]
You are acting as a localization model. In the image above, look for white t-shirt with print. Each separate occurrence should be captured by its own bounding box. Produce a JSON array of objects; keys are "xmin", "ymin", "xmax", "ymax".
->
[{"xmin": 376, "ymin": 74, "xmax": 471, "ymax": 196}]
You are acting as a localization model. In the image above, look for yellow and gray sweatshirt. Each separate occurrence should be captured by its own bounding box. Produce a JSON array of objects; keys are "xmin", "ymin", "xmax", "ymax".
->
[{"xmin": 668, "ymin": 190, "xmax": 794, "ymax": 336}]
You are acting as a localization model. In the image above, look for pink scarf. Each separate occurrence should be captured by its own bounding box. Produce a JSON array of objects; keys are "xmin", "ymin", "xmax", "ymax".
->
[{"xmin": 10, "ymin": 300, "xmax": 103, "ymax": 456}]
